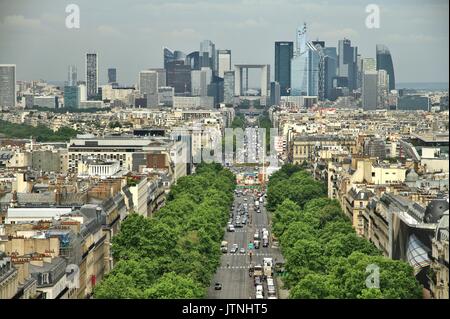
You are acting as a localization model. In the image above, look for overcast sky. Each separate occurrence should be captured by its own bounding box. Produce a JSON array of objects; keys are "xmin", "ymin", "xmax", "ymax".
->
[{"xmin": 0, "ymin": 0, "xmax": 448, "ymax": 86}]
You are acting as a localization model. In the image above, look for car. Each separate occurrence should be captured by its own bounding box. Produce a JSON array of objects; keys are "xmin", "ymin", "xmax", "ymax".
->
[
  {"xmin": 240, "ymin": 248, "xmax": 246, "ymax": 254},
  {"xmin": 254, "ymin": 240, "xmax": 260, "ymax": 249},
  {"xmin": 214, "ymin": 282, "xmax": 222, "ymax": 290},
  {"xmin": 254, "ymin": 276, "xmax": 262, "ymax": 286},
  {"xmin": 231, "ymin": 244, "xmax": 238, "ymax": 253}
]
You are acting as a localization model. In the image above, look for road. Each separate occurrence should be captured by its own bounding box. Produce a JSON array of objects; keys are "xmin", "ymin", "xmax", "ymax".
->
[{"xmin": 207, "ymin": 169, "xmax": 283, "ymax": 299}]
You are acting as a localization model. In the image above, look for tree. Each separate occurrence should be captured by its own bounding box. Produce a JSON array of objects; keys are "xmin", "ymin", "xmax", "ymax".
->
[
  {"xmin": 290, "ymin": 273, "xmax": 337, "ymax": 299},
  {"xmin": 144, "ymin": 272, "xmax": 205, "ymax": 299},
  {"xmin": 93, "ymin": 272, "xmax": 142, "ymax": 299}
]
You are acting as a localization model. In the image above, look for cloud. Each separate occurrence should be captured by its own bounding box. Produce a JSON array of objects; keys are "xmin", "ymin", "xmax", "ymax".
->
[
  {"xmin": 167, "ymin": 28, "xmax": 200, "ymax": 39},
  {"xmin": 321, "ymin": 27, "xmax": 359, "ymax": 39},
  {"xmin": 1, "ymin": 15, "xmax": 42, "ymax": 29},
  {"xmin": 97, "ymin": 25, "xmax": 122, "ymax": 37}
]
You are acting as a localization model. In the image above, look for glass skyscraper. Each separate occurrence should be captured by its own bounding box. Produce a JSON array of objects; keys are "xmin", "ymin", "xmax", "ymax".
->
[
  {"xmin": 200, "ymin": 40, "xmax": 216, "ymax": 73},
  {"xmin": 224, "ymin": 71, "xmax": 235, "ymax": 105},
  {"xmin": 108, "ymin": 68, "xmax": 117, "ymax": 84},
  {"xmin": 86, "ymin": 53, "xmax": 98, "ymax": 100},
  {"xmin": 0, "ymin": 64, "xmax": 16, "ymax": 109},
  {"xmin": 68, "ymin": 65, "xmax": 77, "ymax": 86},
  {"xmin": 376, "ymin": 44, "xmax": 395, "ymax": 91},
  {"xmin": 275, "ymin": 41, "xmax": 293, "ymax": 96},
  {"xmin": 323, "ymin": 47, "xmax": 337, "ymax": 100},
  {"xmin": 338, "ymin": 39, "xmax": 358, "ymax": 91},
  {"xmin": 290, "ymin": 24, "xmax": 319, "ymax": 97},
  {"xmin": 64, "ymin": 85, "xmax": 80, "ymax": 108}
]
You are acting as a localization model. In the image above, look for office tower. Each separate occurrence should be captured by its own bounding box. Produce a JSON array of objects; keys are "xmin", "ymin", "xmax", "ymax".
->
[
  {"xmin": 223, "ymin": 71, "xmax": 235, "ymax": 105},
  {"xmin": 312, "ymin": 41, "xmax": 326, "ymax": 100},
  {"xmin": 68, "ymin": 65, "xmax": 77, "ymax": 86},
  {"xmin": 139, "ymin": 70, "xmax": 158, "ymax": 107},
  {"xmin": 376, "ymin": 44, "xmax": 395, "ymax": 91},
  {"xmin": 290, "ymin": 24, "xmax": 319, "ymax": 96},
  {"xmin": 397, "ymin": 95, "xmax": 430, "ymax": 111},
  {"xmin": 338, "ymin": 39, "xmax": 358, "ymax": 91},
  {"xmin": 78, "ymin": 83, "xmax": 87, "ymax": 101},
  {"xmin": 0, "ymin": 64, "xmax": 16, "ymax": 109},
  {"xmin": 207, "ymin": 76, "xmax": 224, "ymax": 106},
  {"xmin": 149, "ymin": 68, "xmax": 167, "ymax": 87},
  {"xmin": 270, "ymin": 82, "xmax": 281, "ymax": 106},
  {"xmin": 362, "ymin": 70, "xmax": 378, "ymax": 110},
  {"xmin": 323, "ymin": 47, "xmax": 337, "ymax": 100},
  {"xmin": 64, "ymin": 85, "xmax": 80, "ymax": 108},
  {"xmin": 377, "ymin": 69, "xmax": 389, "ymax": 109},
  {"xmin": 166, "ymin": 60, "xmax": 191, "ymax": 95},
  {"xmin": 191, "ymin": 67, "xmax": 212, "ymax": 96},
  {"xmin": 86, "ymin": 53, "xmax": 98, "ymax": 100},
  {"xmin": 356, "ymin": 54, "xmax": 363, "ymax": 89},
  {"xmin": 200, "ymin": 40, "xmax": 216, "ymax": 72},
  {"xmin": 275, "ymin": 41, "xmax": 294, "ymax": 96},
  {"xmin": 164, "ymin": 47, "xmax": 175, "ymax": 70},
  {"xmin": 217, "ymin": 50, "xmax": 231, "ymax": 78},
  {"xmin": 108, "ymin": 68, "xmax": 117, "ymax": 84},
  {"xmin": 186, "ymin": 51, "xmax": 200, "ymax": 70},
  {"xmin": 158, "ymin": 87, "xmax": 174, "ymax": 107},
  {"xmin": 362, "ymin": 58, "xmax": 376, "ymax": 72}
]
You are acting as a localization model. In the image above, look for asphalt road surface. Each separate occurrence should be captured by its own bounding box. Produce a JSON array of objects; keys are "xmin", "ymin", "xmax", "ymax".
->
[{"xmin": 208, "ymin": 173, "xmax": 283, "ymax": 299}]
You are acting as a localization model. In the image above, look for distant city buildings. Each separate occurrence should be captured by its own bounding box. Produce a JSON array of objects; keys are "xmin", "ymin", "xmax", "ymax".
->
[
  {"xmin": 275, "ymin": 41, "xmax": 293, "ymax": 96},
  {"xmin": 217, "ymin": 49, "xmax": 231, "ymax": 78},
  {"xmin": 139, "ymin": 70, "xmax": 159, "ymax": 107},
  {"xmin": 376, "ymin": 44, "xmax": 396, "ymax": 91},
  {"xmin": 108, "ymin": 68, "xmax": 117, "ymax": 85},
  {"xmin": 86, "ymin": 53, "xmax": 98, "ymax": 100},
  {"xmin": 0, "ymin": 64, "xmax": 16, "ymax": 109},
  {"xmin": 67, "ymin": 65, "xmax": 77, "ymax": 86}
]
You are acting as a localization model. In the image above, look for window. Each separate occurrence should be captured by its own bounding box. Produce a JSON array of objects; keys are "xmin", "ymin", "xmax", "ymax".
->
[
  {"xmin": 372, "ymin": 172, "xmax": 375, "ymax": 177},
  {"xmin": 41, "ymin": 272, "xmax": 50, "ymax": 285}
]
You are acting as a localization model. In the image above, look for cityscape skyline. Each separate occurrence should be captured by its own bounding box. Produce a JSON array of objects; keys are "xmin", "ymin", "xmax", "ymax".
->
[{"xmin": 0, "ymin": 0, "xmax": 448, "ymax": 85}]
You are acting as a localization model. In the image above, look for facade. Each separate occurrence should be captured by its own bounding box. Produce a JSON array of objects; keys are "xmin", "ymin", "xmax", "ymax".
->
[
  {"xmin": 377, "ymin": 69, "xmax": 390, "ymax": 109},
  {"xmin": 173, "ymin": 96, "xmax": 214, "ymax": 109},
  {"xmin": 207, "ymin": 76, "xmax": 224, "ymax": 106},
  {"xmin": 34, "ymin": 96, "xmax": 59, "ymax": 109},
  {"xmin": 223, "ymin": 71, "xmax": 235, "ymax": 105},
  {"xmin": 270, "ymin": 82, "xmax": 281, "ymax": 106},
  {"xmin": 0, "ymin": 64, "xmax": 16, "ymax": 109},
  {"xmin": 191, "ymin": 67, "xmax": 212, "ymax": 96},
  {"xmin": 64, "ymin": 86, "xmax": 80, "ymax": 109},
  {"xmin": 362, "ymin": 58, "xmax": 376, "ymax": 72},
  {"xmin": 200, "ymin": 40, "xmax": 216, "ymax": 73},
  {"xmin": 185, "ymin": 51, "xmax": 200, "ymax": 71},
  {"xmin": 397, "ymin": 95, "xmax": 430, "ymax": 111},
  {"xmin": 290, "ymin": 25, "xmax": 320, "ymax": 97},
  {"xmin": 107, "ymin": 68, "xmax": 117, "ymax": 84},
  {"xmin": 217, "ymin": 49, "xmax": 231, "ymax": 78},
  {"xmin": 376, "ymin": 44, "xmax": 395, "ymax": 91},
  {"xmin": 166, "ymin": 61, "xmax": 191, "ymax": 95},
  {"xmin": 158, "ymin": 86, "xmax": 174, "ymax": 107},
  {"xmin": 362, "ymin": 70, "xmax": 378, "ymax": 110},
  {"xmin": 0, "ymin": 253, "xmax": 18, "ymax": 299},
  {"xmin": 68, "ymin": 65, "xmax": 77, "ymax": 86},
  {"xmin": 275, "ymin": 42, "xmax": 293, "ymax": 96},
  {"xmin": 139, "ymin": 70, "xmax": 158, "ymax": 107},
  {"xmin": 323, "ymin": 47, "xmax": 337, "ymax": 100},
  {"xmin": 86, "ymin": 53, "xmax": 98, "ymax": 100},
  {"xmin": 338, "ymin": 39, "xmax": 358, "ymax": 91},
  {"xmin": 149, "ymin": 68, "xmax": 166, "ymax": 87}
]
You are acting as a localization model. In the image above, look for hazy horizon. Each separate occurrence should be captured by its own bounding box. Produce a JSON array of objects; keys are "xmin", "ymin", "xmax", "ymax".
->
[{"xmin": 0, "ymin": 0, "xmax": 448, "ymax": 86}]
